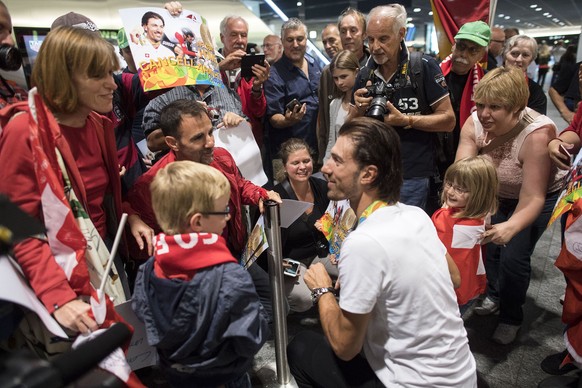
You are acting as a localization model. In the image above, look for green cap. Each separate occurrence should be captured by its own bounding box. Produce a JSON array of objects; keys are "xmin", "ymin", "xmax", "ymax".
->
[
  {"xmin": 117, "ymin": 28, "xmax": 129, "ymax": 49},
  {"xmin": 454, "ymin": 21, "xmax": 491, "ymax": 47}
]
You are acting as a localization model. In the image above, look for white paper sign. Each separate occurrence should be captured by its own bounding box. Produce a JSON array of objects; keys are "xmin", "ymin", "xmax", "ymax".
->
[
  {"xmin": 213, "ymin": 121, "xmax": 268, "ymax": 186},
  {"xmin": 280, "ymin": 199, "xmax": 312, "ymax": 228},
  {"xmin": 115, "ymin": 300, "xmax": 159, "ymax": 371},
  {"xmin": 0, "ymin": 256, "xmax": 67, "ymax": 338}
]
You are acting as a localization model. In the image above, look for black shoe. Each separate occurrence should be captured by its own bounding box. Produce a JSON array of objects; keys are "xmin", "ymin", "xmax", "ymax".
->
[{"xmin": 541, "ymin": 350, "xmax": 578, "ymax": 375}]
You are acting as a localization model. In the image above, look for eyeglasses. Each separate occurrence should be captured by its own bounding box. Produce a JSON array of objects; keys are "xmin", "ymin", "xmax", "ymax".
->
[
  {"xmin": 454, "ymin": 41, "xmax": 483, "ymax": 56},
  {"xmin": 202, "ymin": 205, "xmax": 231, "ymax": 218},
  {"xmin": 444, "ymin": 182, "xmax": 470, "ymax": 195}
]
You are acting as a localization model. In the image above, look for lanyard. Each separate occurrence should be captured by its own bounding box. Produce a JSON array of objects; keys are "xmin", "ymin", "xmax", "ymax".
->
[{"xmin": 357, "ymin": 200, "xmax": 390, "ymax": 227}]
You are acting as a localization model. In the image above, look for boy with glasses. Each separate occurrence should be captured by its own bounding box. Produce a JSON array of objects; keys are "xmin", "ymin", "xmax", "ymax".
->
[{"xmin": 133, "ymin": 160, "xmax": 268, "ymax": 388}]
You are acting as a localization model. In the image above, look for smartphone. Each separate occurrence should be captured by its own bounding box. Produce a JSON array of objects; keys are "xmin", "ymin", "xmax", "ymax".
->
[
  {"xmin": 241, "ymin": 53, "xmax": 265, "ymax": 79},
  {"xmin": 285, "ymin": 98, "xmax": 301, "ymax": 113},
  {"xmin": 559, "ymin": 144, "xmax": 573, "ymax": 165},
  {"xmin": 283, "ymin": 258, "xmax": 301, "ymax": 277}
]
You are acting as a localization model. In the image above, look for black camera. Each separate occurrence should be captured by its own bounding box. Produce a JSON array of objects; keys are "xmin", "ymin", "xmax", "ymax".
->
[
  {"xmin": 364, "ymin": 81, "xmax": 398, "ymax": 121},
  {"xmin": 0, "ymin": 44, "xmax": 22, "ymax": 72}
]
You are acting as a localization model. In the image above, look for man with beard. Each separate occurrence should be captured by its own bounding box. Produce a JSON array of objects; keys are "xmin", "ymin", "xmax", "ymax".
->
[
  {"xmin": 129, "ymin": 99, "xmax": 280, "ymax": 322},
  {"xmin": 438, "ymin": 21, "xmax": 490, "ymax": 175},
  {"xmin": 287, "ymin": 117, "xmax": 476, "ymax": 387},
  {"xmin": 130, "ymin": 11, "xmax": 182, "ymax": 60},
  {"xmin": 352, "ymin": 4, "xmax": 454, "ymax": 211}
]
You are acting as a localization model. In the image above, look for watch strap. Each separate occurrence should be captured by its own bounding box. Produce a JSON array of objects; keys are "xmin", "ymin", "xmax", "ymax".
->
[{"xmin": 311, "ymin": 287, "xmax": 336, "ymax": 305}]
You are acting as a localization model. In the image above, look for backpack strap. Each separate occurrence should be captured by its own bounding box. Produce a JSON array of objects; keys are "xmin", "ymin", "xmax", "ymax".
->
[{"xmin": 408, "ymin": 51, "xmax": 430, "ymax": 114}]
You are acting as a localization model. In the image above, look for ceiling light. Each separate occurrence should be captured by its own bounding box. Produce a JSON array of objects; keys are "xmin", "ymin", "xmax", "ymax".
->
[
  {"xmin": 413, "ymin": 8, "xmax": 421, "ymax": 12},
  {"xmin": 547, "ymin": 14, "xmax": 552, "ymax": 17},
  {"xmin": 309, "ymin": 30, "xmax": 316, "ymax": 39},
  {"xmin": 559, "ymin": 22, "xmax": 565, "ymax": 26},
  {"xmin": 504, "ymin": 16, "xmax": 510, "ymax": 19},
  {"xmin": 296, "ymin": 1, "xmax": 302, "ymax": 6},
  {"xmin": 406, "ymin": 17, "xmax": 413, "ymax": 22},
  {"xmin": 535, "ymin": 7, "xmax": 542, "ymax": 11},
  {"xmin": 515, "ymin": 19, "xmax": 521, "ymax": 22},
  {"xmin": 543, "ymin": 12, "xmax": 549, "ymax": 15},
  {"xmin": 529, "ymin": 4, "xmax": 537, "ymax": 8},
  {"xmin": 428, "ymin": 11, "xmax": 433, "ymax": 16},
  {"xmin": 498, "ymin": 14, "xmax": 504, "ymax": 17}
]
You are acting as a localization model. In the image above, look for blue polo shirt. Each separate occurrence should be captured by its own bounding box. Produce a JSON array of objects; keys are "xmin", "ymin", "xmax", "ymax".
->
[{"xmin": 264, "ymin": 53, "xmax": 322, "ymax": 156}]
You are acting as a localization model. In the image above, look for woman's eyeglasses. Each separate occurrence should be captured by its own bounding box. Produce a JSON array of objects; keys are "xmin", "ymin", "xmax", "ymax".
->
[{"xmin": 202, "ymin": 205, "xmax": 231, "ymax": 217}]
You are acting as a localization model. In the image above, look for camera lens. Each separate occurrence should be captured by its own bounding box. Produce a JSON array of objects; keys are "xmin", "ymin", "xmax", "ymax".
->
[
  {"xmin": 366, "ymin": 96, "xmax": 388, "ymax": 121},
  {"xmin": 0, "ymin": 44, "xmax": 22, "ymax": 71}
]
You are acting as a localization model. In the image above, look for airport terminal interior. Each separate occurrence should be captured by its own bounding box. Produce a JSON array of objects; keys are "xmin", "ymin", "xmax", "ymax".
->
[{"xmin": 1, "ymin": 0, "xmax": 581, "ymax": 387}]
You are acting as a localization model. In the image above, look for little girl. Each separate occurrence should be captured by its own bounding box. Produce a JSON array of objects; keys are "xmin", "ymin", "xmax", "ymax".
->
[
  {"xmin": 323, "ymin": 50, "xmax": 359, "ymax": 163},
  {"xmin": 431, "ymin": 156, "xmax": 499, "ymax": 311}
]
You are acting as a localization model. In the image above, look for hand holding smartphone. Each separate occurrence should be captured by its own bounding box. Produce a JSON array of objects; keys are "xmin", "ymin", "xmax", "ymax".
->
[
  {"xmin": 241, "ymin": 53, "xmax": 265, "ymax": 79},
  {"xmin": 285, "ymin": 98, "xmax": 301, "ymax": 113},
  {"xmin": 283, "ymin": 258, "xmax": 301, "ymax": 277},
  {"xmin": 559, "ymin": 143, "xmax": 573, "ymax": 166}
]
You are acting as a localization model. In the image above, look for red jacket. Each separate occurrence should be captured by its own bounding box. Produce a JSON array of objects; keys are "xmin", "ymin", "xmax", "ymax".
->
[
  {"xmin": 221, "ymin": 71, "xmax": 266, "ymax": 146},
  {"xmin": 0, "ymin": 97, "xmax": 131, "ymax": 312},
  {"xmin": 128, "ymin": 147, "xmax": 268, "ymax": 258}
]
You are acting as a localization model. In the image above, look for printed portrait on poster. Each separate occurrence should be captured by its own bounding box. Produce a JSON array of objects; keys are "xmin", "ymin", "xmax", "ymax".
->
[{"xmin": 119, "ymin": 7, "xmax": 222, "ymax": 91}]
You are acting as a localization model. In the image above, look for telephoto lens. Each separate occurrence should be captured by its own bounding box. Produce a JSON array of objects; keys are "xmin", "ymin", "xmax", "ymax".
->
[{"xmin": 0, "ymin": 44, "xmax": 22, "ymax": 71}]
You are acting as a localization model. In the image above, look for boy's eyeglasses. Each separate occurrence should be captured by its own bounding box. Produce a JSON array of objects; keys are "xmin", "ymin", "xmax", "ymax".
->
[
  {"xmin": 202, "ymin": 205, "xmax": 230, "ymax": 217},
  {"xmin": 444, "ymin": 182, "xmax": 470, "ymax": 195}
]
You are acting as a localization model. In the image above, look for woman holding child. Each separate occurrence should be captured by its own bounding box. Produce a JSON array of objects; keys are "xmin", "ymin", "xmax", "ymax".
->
[{"xmin": 456, "ymin": 66, "xmax": 565, "ymax": 345}]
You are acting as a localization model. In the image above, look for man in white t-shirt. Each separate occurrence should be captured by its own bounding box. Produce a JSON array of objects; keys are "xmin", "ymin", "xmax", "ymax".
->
[{"xmin": 287, "ymin": 117, "xmax": 477, "ymax": 387}]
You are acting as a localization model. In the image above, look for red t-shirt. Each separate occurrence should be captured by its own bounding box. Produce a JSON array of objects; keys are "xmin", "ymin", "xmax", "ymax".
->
[{"xmin": 60, "ymin": 119, "xmax": 110, "ymax": 238}]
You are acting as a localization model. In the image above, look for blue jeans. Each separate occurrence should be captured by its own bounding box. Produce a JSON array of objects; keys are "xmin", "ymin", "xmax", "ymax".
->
[
  {"xmin": 400, "ymin": 177, "xmax": 429, "ymax": 210},
  {"xmin": 484, "ymin": 190, "xmax": 560, "ymax": 325}
]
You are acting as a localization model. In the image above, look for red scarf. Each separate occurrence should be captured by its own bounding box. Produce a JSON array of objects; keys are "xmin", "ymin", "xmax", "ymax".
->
[
  {"xmin": 153, "ymin": 232, "xmax": 238, "ymax": 280},
  {"xmin": 440, "ymin": 55, "xmax": 485, "ymax": 128}
]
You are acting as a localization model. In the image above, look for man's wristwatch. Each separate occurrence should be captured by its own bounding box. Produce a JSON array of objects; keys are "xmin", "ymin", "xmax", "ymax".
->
[{"xmin": 311, "ymin": 287, "xmax": 336, "ymax": 305}]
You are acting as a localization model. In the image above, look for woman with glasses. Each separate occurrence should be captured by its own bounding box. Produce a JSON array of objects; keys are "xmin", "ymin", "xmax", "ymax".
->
[
  {"xmin": 456, "ymin": 66, "xmax": 565, "ymax": 345},
  {"xmin": 503, "ymin": 34, "xmax": 548, "ymax": 114}
]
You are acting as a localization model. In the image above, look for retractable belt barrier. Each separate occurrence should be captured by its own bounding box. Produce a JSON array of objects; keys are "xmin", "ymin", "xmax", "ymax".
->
[{"xmin": 263, "ymin": 199, "xmax": 291, "ymax": 385}]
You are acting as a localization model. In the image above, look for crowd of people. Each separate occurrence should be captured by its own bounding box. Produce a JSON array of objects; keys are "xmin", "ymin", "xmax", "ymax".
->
[{"xmin": 0, "ymin": 0, "xmax": 581, "ymax": 386}]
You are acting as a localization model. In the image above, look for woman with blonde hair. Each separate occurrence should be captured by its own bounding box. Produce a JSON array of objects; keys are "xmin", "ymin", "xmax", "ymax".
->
[{"xmin": 456, "ymin": 66, "xmax": 565, "ymax": 344}]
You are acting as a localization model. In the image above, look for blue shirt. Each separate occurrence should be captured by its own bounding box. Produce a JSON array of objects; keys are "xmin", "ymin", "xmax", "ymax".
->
[{"xmin": 264, "ymin": 53, "xmax": 322, "ymax": 155}]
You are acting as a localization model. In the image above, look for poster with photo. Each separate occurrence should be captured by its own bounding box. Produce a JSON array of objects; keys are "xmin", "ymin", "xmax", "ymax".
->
[
  {"xmin": 549, "ymin": 151, "xmax": 582, "ymax": 226},
  {"xmin": 119, "ymin": 7, "xmax": 222, "ymax": 92}
]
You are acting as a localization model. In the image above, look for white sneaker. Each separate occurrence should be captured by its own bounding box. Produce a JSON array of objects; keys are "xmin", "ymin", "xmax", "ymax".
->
[
  {"xmin": 474, "ymin": 296, "xmax": 499, "ymax": 316},
  {"xmin": 492, "ymin": 323, "xmax": 520, "ymax": 345}
]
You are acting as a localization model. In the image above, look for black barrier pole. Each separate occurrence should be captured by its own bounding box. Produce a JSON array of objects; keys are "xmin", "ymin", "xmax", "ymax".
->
[{"xmin": 263, "ymin": 199, "xmax": 291, "ymax": 385}]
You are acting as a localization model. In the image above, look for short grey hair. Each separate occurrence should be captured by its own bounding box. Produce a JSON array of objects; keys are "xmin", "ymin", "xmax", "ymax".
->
[
  {"xmin": 367, "ymin": 4, "xmax": 407, "ymax": 34},
  {"xmin": 504, "ymin": 35, "xmax": 538, "ymax": 62},
  {"xmin": 281, "ymin": 18, "xmax": 307, "ymax": 38},
  {"xmin": 219, "ymin": 16, "xmax": 248, "ymax": 37}
]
